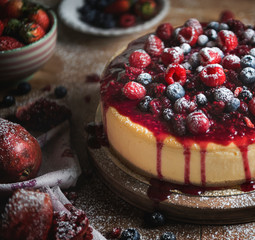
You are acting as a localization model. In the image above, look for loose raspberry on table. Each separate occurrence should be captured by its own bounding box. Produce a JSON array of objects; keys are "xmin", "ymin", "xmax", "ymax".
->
[
  {"xmin": 199, "ymin": 47, "xmax": 222, "ymax": 65},
  {"xmin": 129, "ymin": 49, "xmax": 151, "ymax": 68},
  {"xmin": 178, "ymin": 26, "xmax": 198, "ymax": 46},
  {"xmin": 165, "ymin": 63, "xmax": 187, "ymax": 85},
  {"xmin": 156, "ymin": 23, "xmax": 173, "ymax": 41},
  {"xmin": 222, "ymin": 54, "xmax": 240, "ymax": 70},
  {"xmin": 199, "ymin": 64, "xmax": 226, "ymax": 87},
  {"xmin": 122, "ymin": 81, "xmax": 146, "ymax": 100},
  {"xmin": 217, "ymin": 30, "xmax": 238, "ymax": 51},
  {"xmin": 144, "ymin": 34, "xmax": 164, "ymax": 57},
  {"xmin": 186, "ymin": 111, "xmax": 210, "ymax": 135},
  {"xmin": 161, "ymin": 47, "xmax": 184, "ymax": 66}
]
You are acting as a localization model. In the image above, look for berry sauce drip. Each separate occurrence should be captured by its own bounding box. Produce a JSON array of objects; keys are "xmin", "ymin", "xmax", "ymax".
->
[{"xmin": 101, "ymin": 14, "xmax": 255, "ymax": 195}]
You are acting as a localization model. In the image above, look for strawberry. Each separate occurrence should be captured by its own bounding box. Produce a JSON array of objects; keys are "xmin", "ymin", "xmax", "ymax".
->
[
  {"xmin": 165, "ymin": 63, "xmax": 187, "ymax": 86},
  {"xmin": 199, "ymin": 64, "xmax": 226, "ymax": 87},
  {"xmin": 0, "ymin": 36, "xmax": 24, "ymax": 51},
  {"xmin": 1, "ymin": 189, "xmax": 53, "ymax": 240},
  {"xmin": 28, "ymin": 8, "xmax": 50, "ymax": 31},
  {"xmin": 129, "ymin": 49, "xmax": 151, "ymax": 68},
  {"xmin": 122, "ymin": 81, "xmax": 146, "ymax": 100},
  {"xmin": 19, "ymin": 22, "xmax": 45, "ymax": 44},
  {"xmin": 144, "ymin": 34, "xmax": 164, "ymax": 57},
  {"xmin": 178, "ymin": 26, "xmax": 198, "ymax": 46},
  {"xmin": 217, "ymin": 30, "xmax": 238, "ymax": 51},
  {"xmin": 105, "ymin": 0, "xmax": 131, "ymax": 14},
  {"xmin": 5, "ymin": 0, "xmax": 24, "ymax": 19},
  {"xmin": 0, "ymin": 20, "xmax": 4, "ymax": 36}
]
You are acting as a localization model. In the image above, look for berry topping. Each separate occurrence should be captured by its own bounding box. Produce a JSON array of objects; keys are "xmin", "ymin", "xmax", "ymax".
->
[
  {"xmin": 149, "ymin": 98, "xmax": 162, "ymax": 116},
  {"xmin": 54, "ymin": 85, "xmax": 68, "ymax": 98},
  {"xmin": 222, "ymin": 54, "xmax": 241, "ymax": 70},
  {"xmin": 161, "ymin": 47, "xmax": 184, "ymax": 66},
  {"xmin": 156, "ymin": 23, "xmax": 173, "ymax": 41},
  {"xmin": 226, "ymin": 97, "xmax": 240, "ymax": 112},
  {"xmin": 240, "ymin": 55, "xmax": 255, "ymax": 69},
  {"xmin": 184, "ymin": 18, "xmax": 203, "ymax": 36},
  {"xmin": 217, "ymin": 30, "xmax": 238, "ymax": 51},
  {"xmin": 137, "ymin": 73, "xmax": 152, "ymax": 85},
  {"xmin": 165, "ymin": 63, "xmax": 187, "ymax": 85},
  {"xmin": 213, "ymin": 87, "xmax": 234, "ymax": 103},
  {"xmin": 144, "ymin": 211, "xmax": 166, "ymax": 227},
  {"xmin": 186, "ymin": 111, "xmax": 210, "ymax": 135},
  {"xmin": 144, "ymin": 34, "xmax": 164, "ymax": 57},
  {"xmin": 178, "ymin": 26, "xmax": 198, "ymax": 46},
  {"xmin": 139, "ymin": 95, "xmax": 153, "ymax": 112},
  {"xmin": 120, "ymin": 228, "xmax": 140, "ymax": 240},
  {"xmin": 129, "ymin": 49, "xmax": 151, "ymax": 68},
  {"xmin": 199, "ymin": 47, "xmax": 222, "ymax": 65},
  {"xmin": 160, "ymin": 232, "xmax": 177, "ymax": 240},
  {"xmin": 1, "ymin": 189, "xmax": 53, "ymax": 240},
  {"xmin": 199, "ymin": 64, "xmax": 226, "ymax": 87},
  {"xmin": 166, "ymin": 82, "xmax": 185, "ymax": 101},
  {"xmin": 122, "ymin": 81, "xmax": 146, "ymax": 100},
  {"xmin": 240, "ymin": 67, "xmax": 255, "ymax": 84}
]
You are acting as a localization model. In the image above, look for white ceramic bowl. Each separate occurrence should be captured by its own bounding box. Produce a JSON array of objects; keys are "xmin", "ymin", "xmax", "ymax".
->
[{"xmin": 0, "ymin": 10, "xmax": 57, "ymax": 84}]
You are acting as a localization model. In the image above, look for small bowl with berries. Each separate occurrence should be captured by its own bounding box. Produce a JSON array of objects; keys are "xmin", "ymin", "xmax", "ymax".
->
[{"xmin": 0, "ymin": 0, "xmax": 57, "ymax": 85}]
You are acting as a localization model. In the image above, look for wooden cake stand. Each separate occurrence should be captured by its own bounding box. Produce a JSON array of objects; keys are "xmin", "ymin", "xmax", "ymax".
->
[{"xmin": 88, "ymin": 106, "xmax": 255, "ymax": 225}]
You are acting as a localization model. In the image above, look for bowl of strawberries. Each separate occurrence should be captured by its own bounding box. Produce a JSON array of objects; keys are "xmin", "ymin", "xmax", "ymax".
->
[{"xmin": 0, "ymin": 0, "xmax": 57, "ymax": 85}]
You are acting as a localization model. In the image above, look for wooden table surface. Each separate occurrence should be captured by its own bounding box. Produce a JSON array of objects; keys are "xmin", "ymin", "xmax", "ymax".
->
[{"xmin": 2, "ymin": 0, "xmax": 255, "ymax": 239}]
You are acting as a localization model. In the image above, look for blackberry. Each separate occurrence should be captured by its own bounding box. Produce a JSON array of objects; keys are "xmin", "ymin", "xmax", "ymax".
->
[
  {"xmin": 166, "ymin": 83, "xmax": 185, "ymax": 102},
  {"xmin": 1, "ymin": 95, "xmax": 15, "ymax": 107},
  {"xmin": 144, "ymin": 211, "xmax": 166, "ymax": 228},
  {"xmin": 163, "ymin": 108, "xmax": 174, "ymax": 121},
  {"xmin": 240, "ymin": 55, "xmax": 255, "ymax": 69},
  {"xmin": 54, "ymin": 86, "xmax": 67, "ymax": 98},
  {"xmin": 137, "ymin": 73, "xmax": 152, "ymax": 85},
  {"xmin": 196, "ymin": 93, "xmax": 207, "ymax": 106},
  {"xmin": 160, "ymin": 232, "xmax": 177, "ymax": 240},
  {"xmin": 120, "ymin": 228, "xmax": 140, "ymax": 240},
  {"xmin": 17, "ymin": 81, "xmax": 31, "ymax": 95},
  {"xmin": 205, "ymin": 29, "xmax": 217, "ymax": 40},
  {"xmin": 171, "ymin": 114, "xmax": 186, "ymax": 136},
  {"xmin": 213, "ymin": 87, "xmax": 234, "ymax": 103},
  {"xmin": 240, "ymin": 67, "xmax": 255, "ymax": 84},
  {"xmin": 139, "ymin": 96, "xmax": 153, "ymax": 112},
  {"xmin": 226, "ymin": 97, "xmax": 240, "ymax": 112},
  {"xmin": 239, "ymin": 89, "xmax": 253, "ymax": 102}
]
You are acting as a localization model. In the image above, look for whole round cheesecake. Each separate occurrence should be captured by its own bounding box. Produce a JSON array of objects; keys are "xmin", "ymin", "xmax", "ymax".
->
[{"xmin": 100, "ymin": 16, "xmax": 255, "ymax": 187}]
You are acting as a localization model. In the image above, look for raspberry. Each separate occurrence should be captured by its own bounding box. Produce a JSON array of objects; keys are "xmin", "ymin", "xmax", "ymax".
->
[
  {"xmin": 165, "ymin": 63, "xmax": 187, "ymax": 85},
  {"xmin": 227, "ymin": 19, "xmax": 245, "ymax": 37},
  {"xmin": 178, "ymin": 26, "xmax": 198, "ymax": 46},
  {"xmin": 219, "ymin": 10, "xmax": 234, "ymax": 23},
  {"xmin": 249, "ymin": 98, "xmax": 255, "ymax": 116},
  {"xmin": 199, "ymin": 47, "xmax": 222, "ymax": 66},
  {"xmin": 184, "ymin": 18, "xmax": 203, "ymax": 36},
  {"xmin": 129, "ymin": 49, "xmax": 151, "ymax": 68},
  {"xmin": 186, "ymin": 111, "xmax": 210, "ymax": 135},
  {"xmin": 0, "ymin": 36, "xmax": 24, "ymax": 51},
  {"xmin": 174, "ymin": 97, "xmax": 197, "ymax": 114},
  {"xmin": 217, "ymin": 30, "xmax": 238, "ymax": 51},
  {"xmin": 144, "ymin": 34, "xmax": 164, "ymax": 57},
  {"xmin": 119, "ymin": 14, "xmax": 136, "ymax": 28},
  {"xmin": 156, "ymin": 23, "xmax": 173, "ymax": 41},
  {"xmin": 161, "ymin": 47, "xmax": 184, "ymax": 66},
  {"xmin": 199, "ymin": 64, "xmax": 226, "ymax": 87},
  {"xmin": 122, "ymin": 81, "xmax": 146, "ymax": 100},
  {"xmin": 149, "ymin": 98, "xmax": 162, "ymax": 116},
  {"xmin": 208, "ymin": 101, "xmax": 225, "ymax": 115},
  {"xmin": 222, "ymin": 54, "xmax": 240, "ymax": 70}
]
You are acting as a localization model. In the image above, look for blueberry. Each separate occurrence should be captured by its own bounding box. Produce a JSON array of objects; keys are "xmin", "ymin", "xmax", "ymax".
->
[
  {"xmin": 160, "ymin": 232, "xmax": 177, "ymax": 240},
  {"xmin": 196, "ymin": 93, "xmax": 207, "ymax": 106},
  {"xmin": 79, "ymin": 6, "xmax": 98, "ymax": 24},
  {"xmin": 120, "ymin": 228, "xmax": 140, "ymax": 240},
  {"xmin": 250, "ymin": 48, "xmax": 255, "ymax": 57},
  {"xmin": 219, "ymin": 23, "xmax": 229, "ymax": 30},
  {"xmin": 196, "ymin": 65, "xmax": 204, "ymax": 72},
  {"xmin": 137, "ymin": 73, "xmax": 152, "ymax": 85},
  {"xmin": 251, "ymin": 35, "xmax": 255, "ymax": 45},
  {"xmin": 166, "ymin": 83, "xmax": 185, "ymax": 102},
  {"xmin": 139, "ymin": 96, "xmax": 153, "ymax": 112},
  {"xmin": 2, "ymin": 95, "xmax": 15, "ymax": 107},
  {"xmin": 213, "ymin": 87, "xmax": 234, "ymax": 103},
  {"xmin": 163, "ymin": 108, "xmax": 174, "ymax": 121},
  {"xmin": 197, "ymin": 34, "xmax": 209, "ymax": 46},
  {"xmin": 240, "ymin": 55, "xmax": 255, "ymax": 69},
  {"xmin": 17, "ymin": 81, "xmax": 31, "ymax": 95},
  {"xmin": 96, "ymin": 0, "xmax": 114, "ymax": 9},
  {"xmin": 207, "ymin": 21, "xmax": 220, "ymax": 31},
  {"xmin": 243, "ymin": 29, "xmax": 255, "ymax": 41},
  {"xmin": 182, "ymin": 62, "xmax": 192, "ymax": 70},
  {"xmin": 239, "ymin": 89, "xmax": 253, "ymax": 102},
  {"xmin": 240, "ymin": 67, "xmax": 255, "ymax": 84},
  {"xmin": 205, "ymin": 29, "xmax": 217, "ymax": 40},
  {"xmin": 180, "ymin": 43, "xmax": 191, "ymax": 55},
  {"xmin": 226, "ymin": 97, "xmax": 240, "ymax": 112},
  {"xmin": 55, "ymin": 86, "xmax": 67, "ymax": 98},
  {"xmin": 188, "ymin": 52, "xmax": 200, "ymax": 68},
  {"xmin": 206, "ymin": 41, "xmax": 216, "ymax": 47},
  {"xmin": 144, "ymin": 211, "xmax": 166, "ymax": 227},
  {"xmin": 96, "ymin": 13, "xmax": 116, "ymax": 29}
]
